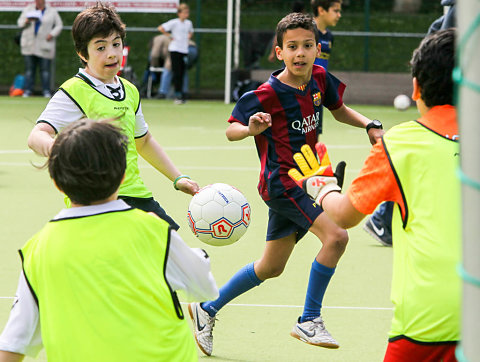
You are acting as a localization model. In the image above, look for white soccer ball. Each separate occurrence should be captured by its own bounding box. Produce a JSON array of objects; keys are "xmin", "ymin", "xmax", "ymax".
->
[
  {"xmin": 393, "ymin": 94, "xmax": 411, "ymax": 111},
  {"xmin": 187, "ymin": 183, "xmax": 251, "ymax": 246}
]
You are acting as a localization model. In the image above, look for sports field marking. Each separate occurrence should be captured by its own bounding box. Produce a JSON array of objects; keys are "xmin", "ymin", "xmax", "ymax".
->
[
  {"xmin": 0, "ymin": 144, "xmax": 370, "ymax": 155},
  {"xmin": 225, "ymin": 303, "xmax": 393, "ymax": 311},
  {"xmin": 0, "ymin": 296, "xmax": 392, "ymax": 311},
  {"xmin": 0, "ymin": 162, "xmax": 362, "ymax": 174}
]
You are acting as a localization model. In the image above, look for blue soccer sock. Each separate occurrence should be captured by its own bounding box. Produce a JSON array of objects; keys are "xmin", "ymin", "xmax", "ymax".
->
[
  {"xmin": 201, "ymin": 262, "xmax": 263, "ymax": 317},
  {"xmin": 300, "ymin": 260, "xmax": 336, "ymax": 322}
]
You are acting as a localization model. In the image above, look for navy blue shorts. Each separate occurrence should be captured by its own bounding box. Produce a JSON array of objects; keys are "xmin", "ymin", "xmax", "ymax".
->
[
  {"xmin": 264, "ymin": 187, "xmax": 323, "ymax": 242},
  {"xmin": 119, "ymin": 196, "xmax": 180, "ymax": 230}
]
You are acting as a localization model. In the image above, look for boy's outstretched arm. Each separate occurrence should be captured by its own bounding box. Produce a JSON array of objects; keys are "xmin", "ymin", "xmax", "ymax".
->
[
  {"xmin": 321, "ymin": 192, "xmax": 366, "ymax": 229},
  {"xmin": 330, "ymin": 104, "xmax": 384, "ymax": 145},
  {"xmin": 135, "ymin": 131, "xmax": 199, "ymax": 195},
  {"xmin": 27, "ymin": 123, "xmax": 56, "ymax": 157},
  {"xmin": 226, "ymin": 112, "xmax": 272, "ymax": 141},
  {"xmin": 289, "ymin": 143, "xmax": 366, "ymax": 229},
  {"xmin": 0, "ymin": 351, "xmax": 24, "ymax": 362}
]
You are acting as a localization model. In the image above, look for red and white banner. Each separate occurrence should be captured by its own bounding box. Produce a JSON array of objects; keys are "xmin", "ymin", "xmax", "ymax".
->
[{"xmin": 0, "ymin": 0, "xmax": 179, "ymax": 12}]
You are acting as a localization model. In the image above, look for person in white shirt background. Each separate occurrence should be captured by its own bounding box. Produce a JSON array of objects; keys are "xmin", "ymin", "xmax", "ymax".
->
[{"xmin": 157, "ymin": 3, "xmax": 194, "ymax": 104}]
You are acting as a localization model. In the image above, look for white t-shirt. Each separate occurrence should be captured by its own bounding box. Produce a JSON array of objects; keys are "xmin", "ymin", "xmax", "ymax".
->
[
  {"xmin": 161, "ymin": 18, "xmax": 193, "ymax": 54},
  {"xmin": 0, "ymin": 200, "xmax": 219, "ymax": 356},
  {"xmin": 38, "ymin": 69, "xmax": 149, "ymax": 138}
]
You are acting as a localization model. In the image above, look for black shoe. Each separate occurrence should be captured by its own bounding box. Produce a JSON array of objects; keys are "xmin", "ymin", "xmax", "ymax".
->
[{"xmin": 363, "ymin": 217, "xmax": 392, "ymax": 246}]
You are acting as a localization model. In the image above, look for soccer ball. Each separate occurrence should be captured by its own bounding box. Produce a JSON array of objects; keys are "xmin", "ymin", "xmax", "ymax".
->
[
  {"xmin": 187, "ymin": 183, "xmax": 251, "ymax": 246},
  {"xmin": 393, "ymin": 94, "xmax": 411, "ymax": 111}
]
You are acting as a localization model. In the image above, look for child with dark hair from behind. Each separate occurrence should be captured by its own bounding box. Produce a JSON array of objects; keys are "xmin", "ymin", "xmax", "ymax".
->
[
  {"xmin": 0, "ymin": 119, "xmax": 218, "ymax": 362},
  {"xmin": 294, "ymin": 28, "xmax": 459, "ymax": 361}
]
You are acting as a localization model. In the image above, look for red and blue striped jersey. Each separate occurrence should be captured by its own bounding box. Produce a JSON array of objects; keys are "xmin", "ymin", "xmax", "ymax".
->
[
  {"xmin": 228, "ymin": 65, "xmax": 345, "ymax": 201},
  {"xmin": 314, "ymin": 28, "xmax": 334, "ymax": 70}
]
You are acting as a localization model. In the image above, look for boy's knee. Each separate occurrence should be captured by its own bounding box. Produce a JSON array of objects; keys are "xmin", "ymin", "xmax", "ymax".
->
[
  {"xmin": 267, "ymin": 264, "xmax": 286, "ymax": 278},
  {"xmin": 256, "ymin": 263, "xmax": 285, "ymax": 280},
  {"xmin": 325, "ymin": 228, "xmax": 349, "ymax": 251}
]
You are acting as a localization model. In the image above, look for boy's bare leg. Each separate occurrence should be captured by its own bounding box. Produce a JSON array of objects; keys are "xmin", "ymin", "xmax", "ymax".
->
[
  {"xmin": 253, "ymin": 234, "xmax": 296, "ymax": 280},
  {"xmin": 290, "ymin": 212, "xmax": 348, "ymax": 348},
  {"xmin": 310, "ymin": 212, "xmax": 349, "ymax": 267}
]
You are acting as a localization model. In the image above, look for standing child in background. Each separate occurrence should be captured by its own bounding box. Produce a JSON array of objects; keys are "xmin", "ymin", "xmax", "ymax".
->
[
  {"xmin": 158, "ymin": 3, "xmax": 194, "ymax": 104},
  {"xmin": 188, "ymin": 12, "xmax": 383, "ymax": 356},
  {"xmin": 311, "ymin": 0, "xmax": 343, "ymax": 139},
  {"xmin": 0, "ymin": 120, "xmax": 218, "ymax": 362},
  {"xmin": 293, "ymin": 29, "xmax": 459, "ymax": 362},
  {"xmin": 26, "ymin": 2, "xmax": 198, "ymax": 229},
  {"xmin": 311, "ymin": 0, "xmax": 342, "ymax": 71}
]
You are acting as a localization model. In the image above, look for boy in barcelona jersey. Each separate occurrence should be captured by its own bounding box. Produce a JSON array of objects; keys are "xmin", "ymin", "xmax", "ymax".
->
[{"xmin": 188, "ymin": 12, "xmax": 383, "ymax": 356}]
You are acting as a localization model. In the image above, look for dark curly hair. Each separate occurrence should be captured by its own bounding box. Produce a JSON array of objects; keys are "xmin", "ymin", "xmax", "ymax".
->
[
  {"xmin": 276, "ymin": 12, "xmax": 319, "ymax": 49},
  {"xmin": 411, "ymin": 28, "xmax": 455, "ymax": 107},
  {"xmin": 48, "ymin": 119, "xmax": 128, "ymax": 205},
  {"xmin": 72, "ymin": 2, "xmax": 126, "ymax": 66},
  {"xmin": 311, "ymin": 0, "xmax": 342, "ymax": 17}
]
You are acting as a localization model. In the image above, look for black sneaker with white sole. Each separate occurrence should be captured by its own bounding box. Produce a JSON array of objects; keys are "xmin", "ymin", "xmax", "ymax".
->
[{"xmin": 363, "ymin": 216, "xmax": 392, "ymax": 246}]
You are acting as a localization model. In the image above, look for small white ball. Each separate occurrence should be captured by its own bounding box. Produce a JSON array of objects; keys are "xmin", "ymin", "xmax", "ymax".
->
[{"xmin": 393, "ymin": 94, "xmax": 411, "ymax": 111}]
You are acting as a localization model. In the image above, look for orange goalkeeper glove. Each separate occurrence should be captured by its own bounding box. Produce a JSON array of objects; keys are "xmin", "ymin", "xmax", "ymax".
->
[{"xmin": 288, "ymin": 143, "xmax": 346, "ymax": 205}]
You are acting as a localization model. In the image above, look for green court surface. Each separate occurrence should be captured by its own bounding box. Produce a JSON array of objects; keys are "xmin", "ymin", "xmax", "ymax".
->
[{"xmin": 0, "ymin": 96, "xmax": 419, "ymax": 361}]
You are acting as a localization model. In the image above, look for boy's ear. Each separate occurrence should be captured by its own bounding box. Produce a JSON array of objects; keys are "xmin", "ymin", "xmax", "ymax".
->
[
  {"xmin": 77, "ymin": 52, "xmax": 88, "ymax": 64},
  {"xmin": 412, "ymin": 77, "xmax": 421, "ymax": 101},
  {"xmin": 316, "ymin": 43, "xmax": 321, "ymax": 58},
  {"xmin": 275, "ymin": 45, "xmax": 284, "ymax": 61}
]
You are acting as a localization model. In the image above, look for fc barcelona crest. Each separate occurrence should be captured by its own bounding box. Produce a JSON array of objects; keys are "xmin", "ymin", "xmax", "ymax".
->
[{"xmin": 313, "ymin": 92, "xmax": 322, "ymax": 106}]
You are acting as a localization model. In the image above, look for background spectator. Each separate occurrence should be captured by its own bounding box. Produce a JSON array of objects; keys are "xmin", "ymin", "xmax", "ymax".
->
[
  {"xmin": 157, "ymin": 3, "xmax": 193, "ymax": 104},
  {"xmin": 17, "ymin": 0, "xmax": 62, "ymax": 98}
]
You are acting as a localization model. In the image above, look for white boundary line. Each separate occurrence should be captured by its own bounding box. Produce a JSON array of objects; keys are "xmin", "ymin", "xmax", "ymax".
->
[
  {"xmin": 0, "ymin": 162, "xmax": 362, "ymax": 173},
  {"xmin": 0, "ymin": 296, "xmax": 392, "ymax": 310},
  {"xmin": 224, "ymin": 303, "xmax": 393, "ymax": 311},
  {"xmin": 0, "ymin": 144, "xmax": 370, "ymax": 155}
]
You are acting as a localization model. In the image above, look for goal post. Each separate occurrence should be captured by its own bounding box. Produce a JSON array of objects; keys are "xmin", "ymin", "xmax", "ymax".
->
[{"xmin": 456, "ymin": 0, "xmax": 480, "ymax": 360}]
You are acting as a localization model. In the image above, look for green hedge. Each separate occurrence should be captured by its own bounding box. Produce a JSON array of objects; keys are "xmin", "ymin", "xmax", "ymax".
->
[{"xmin": 0, "ymin": 0, "xmax": 442, "ymax": 93}]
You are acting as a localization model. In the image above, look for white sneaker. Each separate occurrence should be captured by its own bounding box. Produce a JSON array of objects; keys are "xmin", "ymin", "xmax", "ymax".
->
[
  {"xmin": 188, "ymin": 303, "xmax": 217, "ymax": 356},
  {"xmin": 290, "ymin": 316, "xmax": 339, "ymax": 349}
]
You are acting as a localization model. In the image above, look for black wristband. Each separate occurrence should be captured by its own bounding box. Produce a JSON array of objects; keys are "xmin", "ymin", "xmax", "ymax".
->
[{"xmin": 366, "ymin": 119, "xmax": 383, "ymax": 133}]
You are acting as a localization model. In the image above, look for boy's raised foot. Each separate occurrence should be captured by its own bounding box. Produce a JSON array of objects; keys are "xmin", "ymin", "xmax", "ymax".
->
[
  {"xmin": 290, "ymin": 316, "xmax": 339, "ymax": 349},
  {"xmin": 188, "ymin": 302, "xmax": 216, "ymax": 356}
]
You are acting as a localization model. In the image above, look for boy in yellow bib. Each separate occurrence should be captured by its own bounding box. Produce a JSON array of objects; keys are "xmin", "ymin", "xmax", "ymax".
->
[
  {"xmin": 0, "ymin": 120, "xmax": 218, "ymax": 362},
  {"xmin": 290, "ymin": 29, "xmax": 460, "ymax": 361},
  {"xmin": 26, "ymin": 2, "xmax": 196, "ymax": 228}
]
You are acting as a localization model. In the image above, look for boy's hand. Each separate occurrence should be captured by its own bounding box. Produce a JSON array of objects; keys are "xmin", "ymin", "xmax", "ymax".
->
[
  {"xmin": 367, "ymin": 128, "xmax": 384, "ymax": 145},
  {"xmin": 248, "ymin": 112, "xmax": 272, "ymax": 136},
  {"xmin": 288, "ymin": 143, "xmax": 346, "ymax": 204},
  {"xmin": 176, "ymin": 178, "xmax": 200, "ymax": 196}
]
